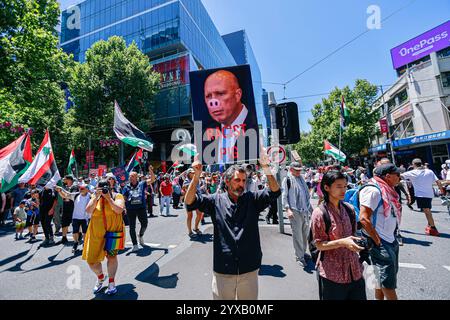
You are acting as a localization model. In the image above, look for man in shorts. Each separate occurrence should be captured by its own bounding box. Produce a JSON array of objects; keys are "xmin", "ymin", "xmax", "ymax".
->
[
  {"xmin": 401, "ymin": 158, "xmax": 444, "ymax": 236},
  {"xmin": 59, "ymin": 175, "xmax": 79, "ymax": 245}
]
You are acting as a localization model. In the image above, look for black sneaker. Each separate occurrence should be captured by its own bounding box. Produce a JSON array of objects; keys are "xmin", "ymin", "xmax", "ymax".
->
[
  {"xmin": 61, "ymin": 236, "xmax": 68, "ymax": 244},
  {"xmin": 266, "ymin": 216, "xmax": 271, "ymax": 224},
  {"xmin": 272, "ymin": 220, "xmax": 279, "ymax": 225}
]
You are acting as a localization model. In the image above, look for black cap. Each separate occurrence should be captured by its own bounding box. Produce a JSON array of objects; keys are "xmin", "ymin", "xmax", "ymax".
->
[{"xmin": 374, "ymin": 164, "xmax": 401, "ymax": 177}]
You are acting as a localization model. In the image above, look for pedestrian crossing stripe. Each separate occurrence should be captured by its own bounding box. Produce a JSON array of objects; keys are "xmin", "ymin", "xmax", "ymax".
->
[
  {"xmin": 125, "ymin": 242, "xmax": 161, "ymax": 247},
  {"xmin": 443, "ymin": 266, "xmax": 450, "ymax": 272},
  {"xmin": 399, "ymin": 263, "xmax": 426, "ymax": 269}
]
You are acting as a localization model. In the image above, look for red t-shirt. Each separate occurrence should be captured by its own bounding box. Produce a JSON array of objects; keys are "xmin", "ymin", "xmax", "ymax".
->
[{"xmin": 160, "ymin": 181, "xmax": 173, "ymax": 196}]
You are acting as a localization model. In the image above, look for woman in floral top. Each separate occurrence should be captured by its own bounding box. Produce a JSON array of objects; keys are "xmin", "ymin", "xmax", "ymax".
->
[{"xmin": 311, "ymin": 170, "xmax": 367, "ymax": 300}]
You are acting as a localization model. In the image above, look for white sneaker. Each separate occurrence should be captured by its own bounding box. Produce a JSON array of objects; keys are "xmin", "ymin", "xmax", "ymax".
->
[
  {"xmin": 93, "ymin": 277, "xmax": 106, "ymax": 294},
  {"xmin": 131, "ymin": 244, "xmax": 139, "ymax": 252},
  {"xmin": 105, "ymin": 282, "xmax": 118, "ymax": 295},
  {"xmin": 138, "ymin": 235, "xmax": 145, "ymax": 247}
]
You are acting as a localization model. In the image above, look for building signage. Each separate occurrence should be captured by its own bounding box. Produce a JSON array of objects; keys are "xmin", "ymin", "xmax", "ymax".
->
[
  {"xmin": 379, "ymin": 119, "xmax": 389, "ymax": 134},
  {"xmin": 153, "ymin": 55, "xmax": 189, "ymax": 89},
  {"xmin": 390, "ymin": 20, "xmax": 450, "ymax": 69},
  {"xmin": 369, "ymin": 144, "xmax": 387, "ymax": 153},
  {"xmin": 393, "ymin": 130, "xmax": 450, "ymax": 148},
  {"xmin": 392, "ymin": 104, "xmax": 413, "ymax": 122}
]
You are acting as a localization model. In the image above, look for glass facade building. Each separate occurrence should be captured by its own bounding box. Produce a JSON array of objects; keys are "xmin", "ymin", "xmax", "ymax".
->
[{"xmin": 59, "ymin": 0, "xmax": 264, "ymax": 160}]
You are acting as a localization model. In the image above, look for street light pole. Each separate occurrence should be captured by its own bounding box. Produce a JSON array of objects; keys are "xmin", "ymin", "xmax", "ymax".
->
[
  {"xmin": 380, "ymin": 85, "xmax": 396, "ymax": 166},
  {"xmin": 269, "ymin": 92, "xmax": 285, "ymax": 234}
]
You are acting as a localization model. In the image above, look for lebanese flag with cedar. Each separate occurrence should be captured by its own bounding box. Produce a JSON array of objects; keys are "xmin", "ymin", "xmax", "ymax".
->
[{"xmin": 19, "ymin": 130, "xmax": 61, "ymax": 188}]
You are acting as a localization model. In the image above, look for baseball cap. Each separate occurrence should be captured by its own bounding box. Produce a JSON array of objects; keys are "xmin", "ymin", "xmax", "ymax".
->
[
  {"xmin": 289, "ymin": 162, "xmax": 302, "ymax": 171},
  {"xmin": 187, "ymin": 168, "xmax": 195, "ymax": 174},
  {"xmin": 374, "ymin": 164, "xmax": 401, "ymax": 177}
]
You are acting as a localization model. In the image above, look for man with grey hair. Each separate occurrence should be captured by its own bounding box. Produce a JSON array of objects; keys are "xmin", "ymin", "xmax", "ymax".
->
[
  {"xmin": 401, "ymin": 158, "xmax": 444, "ymax": 237},
  {"xmin": 282, "ymin": 162, "xmax": 313, "ymax": 267},
  {"xmin": 185, "ymin": 151, "xmax": 280, "ymax": 300}
]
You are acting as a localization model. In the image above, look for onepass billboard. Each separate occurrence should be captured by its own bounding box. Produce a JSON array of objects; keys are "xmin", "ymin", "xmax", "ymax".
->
[{"xmin": 390, "ymin": 20, "xmax": 449, "ymax": 69}]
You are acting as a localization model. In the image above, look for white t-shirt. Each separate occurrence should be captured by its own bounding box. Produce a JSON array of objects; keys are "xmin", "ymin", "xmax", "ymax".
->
[
  {"xmin": 71, "ymin": 193, "xmax": 91, "ymax": 220},
  {"xmin": 402, "ymin": 169, "xmax": 438, "ymax": 198},
  {"xmin": 359, "ymin": 185, "xmax": 398, "ymax": 243}
]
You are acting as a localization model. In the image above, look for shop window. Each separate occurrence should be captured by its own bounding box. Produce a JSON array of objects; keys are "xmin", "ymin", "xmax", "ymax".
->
[
  {"xmin": 442, "ymin": 72, "xmax": 450, "ymax": 88},
  {"xmin": 438, "ymin": 47, "xmax": 450, "ymax": 59}
]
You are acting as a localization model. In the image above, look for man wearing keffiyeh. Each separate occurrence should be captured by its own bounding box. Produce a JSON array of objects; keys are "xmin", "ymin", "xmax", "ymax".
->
[{"xmin": 359, "ymin": 164, "xmax": 402, "ymax": 301}]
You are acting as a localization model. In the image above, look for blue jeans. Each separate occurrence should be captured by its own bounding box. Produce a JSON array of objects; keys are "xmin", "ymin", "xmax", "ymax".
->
[{"xmin": 160, "ymin": 196, "xmax": 171, "ymax": 215}]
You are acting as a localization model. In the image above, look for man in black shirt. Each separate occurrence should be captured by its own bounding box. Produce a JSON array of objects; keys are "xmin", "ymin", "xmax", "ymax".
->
[
  {"xmin": 185, "ymin": 152, "xmax": 280, "ymax": 300},
  {"xmin": 39, "ymin": 187, "xmax": 57, "ymax": 246},
  {"xmin": 59, "ymin": 176, "xmax": 78, "ymax": 245}
]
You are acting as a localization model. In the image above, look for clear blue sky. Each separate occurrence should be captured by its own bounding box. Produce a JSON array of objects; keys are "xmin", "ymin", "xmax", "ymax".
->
[
  {"xmin": 202, "ymin": 0, "xmax": 450, "ymax": 132},
  {"xmin": 60, "ymin": 0, "xmax": 450, "ymax": 131}
]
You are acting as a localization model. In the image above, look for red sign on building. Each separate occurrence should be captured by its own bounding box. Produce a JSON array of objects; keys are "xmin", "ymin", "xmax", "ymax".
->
[
  {"xmin": 153, "ymin": 55, "xmax": 189, "ymax": 89},
  {"xmin": 379, "ymin": 119, "xmax": 389, "ymax": 134}
]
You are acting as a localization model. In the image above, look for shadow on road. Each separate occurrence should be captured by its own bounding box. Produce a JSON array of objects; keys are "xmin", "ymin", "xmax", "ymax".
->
[
  {"xmin": 401, "ymin": 236, "xmax": 433, "ymax": 246},
  {"xmin": 91, "ymin": 284, "xmax": 139, "ymax": 300},
  {"xmin": 0, "ymin": 225, "xmax": 16, "ymax": 238},
  {"xmin": 135, "ymin": 263, "xmax": 179, "ymax": 289},
  {"xmin": 401, "ymin": 230, "xmax": 450, "ymax": 239},
  {"xmin": 126, "ymin": 245, "xmax": 169, "ymax": 257},
  {"xmin": 259, "ymin": 264, "xmax": 286, "ymax": 278},
  {"xmin": 190, "ymin": 233, "xmax": 213, "ymax": 244},
  {"xmin": 23, "ymin": 246, "xmax": 80, "ymax": 273},
  {"xmin": 0, "ymin": 248, "xmax": 31, "ymax": 267}
]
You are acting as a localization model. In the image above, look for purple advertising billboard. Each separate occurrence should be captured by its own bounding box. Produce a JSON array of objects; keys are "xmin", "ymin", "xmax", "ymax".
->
[{"xmin": 390, "ymin": 20, "xmax": 449, "ymax": 69}]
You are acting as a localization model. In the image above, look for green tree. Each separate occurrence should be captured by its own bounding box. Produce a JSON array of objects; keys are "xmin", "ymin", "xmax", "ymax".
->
[
  {"xmin": 0, "ymin": 0, "xmax": 72, "ymax": 166},
  {"xmin": 67, "ymin": 36, "xmax": 160, "ymax": 168},
  {"xmin": 294, "ymin": 79, "xmax": 379, "ymax": 164}
]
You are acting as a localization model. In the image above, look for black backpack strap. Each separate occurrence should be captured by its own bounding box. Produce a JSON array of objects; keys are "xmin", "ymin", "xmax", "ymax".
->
[
  {"xmin": 341, "ymin": 201, "xmax": 356, "ymax": 235},
  {"xmin": 286, "ymin": 177, "xmax": 291, "ymax": 190},
  {"xmin": 318, "ymin": 204, "xmax": 332, "ymax": 240}
]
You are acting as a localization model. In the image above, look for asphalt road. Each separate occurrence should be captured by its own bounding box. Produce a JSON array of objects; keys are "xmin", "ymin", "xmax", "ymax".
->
[{"xmin": 0, "ymin": 196, "xmax": 449, "ymax": 300}]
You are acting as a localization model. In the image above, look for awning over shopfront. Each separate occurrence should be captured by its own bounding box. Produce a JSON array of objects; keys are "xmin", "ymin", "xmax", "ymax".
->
[{"xmin": 369, "ymin": 130, "xmax": 450, "ymax": 153}]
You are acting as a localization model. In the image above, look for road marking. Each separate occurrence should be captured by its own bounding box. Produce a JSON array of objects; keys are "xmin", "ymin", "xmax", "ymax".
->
[
  {"xmin": 125, "ymin": 242, "xmax": 161, "ymax": 247},
  {"xmin": 399, "ymin": 263, "xmax": 426, "ymax": 269},
  {"xmin": 168, "ymin": 244, "xmax": 177, "ymax": 249},
  {"xmin": 443, "ymin": 266, "xmax": 450, "ymax": 272}
]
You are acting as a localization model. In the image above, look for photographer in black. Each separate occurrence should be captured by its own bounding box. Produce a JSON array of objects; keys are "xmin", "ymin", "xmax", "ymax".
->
[
  {"xmin": 311, "ymin": 170, "xmax": 367, "ymax": 300},
  {"xmin": 121, "ymin": 171, "xmax": 148, "ymax": 253}
]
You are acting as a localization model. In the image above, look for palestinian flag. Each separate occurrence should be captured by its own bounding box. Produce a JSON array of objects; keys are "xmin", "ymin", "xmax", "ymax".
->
[
  {"xmin": 172, "ymin": 161, "xmax": 183, "ymax": 169},
  {"xmin": 324, "ymin": 140, "xmax": 346, "ymax": 163},
  {"xmin": 340, "ymin": 95, "xmax": 350, "ymax": 129},
  {"xmin": 176, "ymin": 143, "xmax": 198, "ymax": 157},
  {"xmin": 67, "ymin": 149, "xmax": 77, "ymax": 176},
  {"xmin": 0, "ymin": 133, "xmax": 32, "ymax": 192},
  {"xmin": 114, "ymin": 101, "xmax": 153, "ymax": 152},
  {"xmin": 19, "ymin": 130, "xmax": 61, "ymax": 188},
  {"xmin": 126, "ymin": 149, "xmax": 143, "ymax": 173}
]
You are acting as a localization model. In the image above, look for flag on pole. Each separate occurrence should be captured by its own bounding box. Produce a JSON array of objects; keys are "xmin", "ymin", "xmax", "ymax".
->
[
  {"xmin": 340, "ymin": 95, "xmax": 349, "ymax": 129},
  {"xmin": 19, "ymin": 130, "xmax": 61, "ymax": 188},
  {"xmin": 324, "ymin": 140, "xmax": 346, "ymax": 163},
  {"xmin": 67, "ymin": 149, "xmax": 77, "ymax": 176},
  {"xmin": 125, "ymin": 149, "xmax": 143, "ymax": 173},
  {"xmin": 113, "ymin": 101, "xmax": 153, "ymax": 152},
  {"xmin": 0, "ymin": 133, "xmax": 32, "ymax": 192}
]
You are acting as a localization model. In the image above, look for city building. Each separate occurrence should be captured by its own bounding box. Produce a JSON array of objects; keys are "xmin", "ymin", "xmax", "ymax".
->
[
  {"xmin": 370, "ymin": 20, "xmax": 450, "ymax": 172},
  {"xmin": 59, "ymin": 0, "xmax": 266, "ymax": 162}
]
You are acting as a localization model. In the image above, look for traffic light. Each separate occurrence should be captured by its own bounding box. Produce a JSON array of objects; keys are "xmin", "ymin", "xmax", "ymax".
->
[{"xmin": 270, "ymin": 102, "xmax": 300, "ymax": 145}]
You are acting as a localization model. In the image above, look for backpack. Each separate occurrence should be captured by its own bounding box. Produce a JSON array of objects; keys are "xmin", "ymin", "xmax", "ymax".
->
[
  {"xmin": 173, "ymin": 183, "xmax": 182, "ymax": 195},
  {"xmin": 344, "ymin": 183, "xmax": 383, "ymax": 229},
  {"xmin": 308, "ymin": 202, "xmax": 355, "ymax": 265}
]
